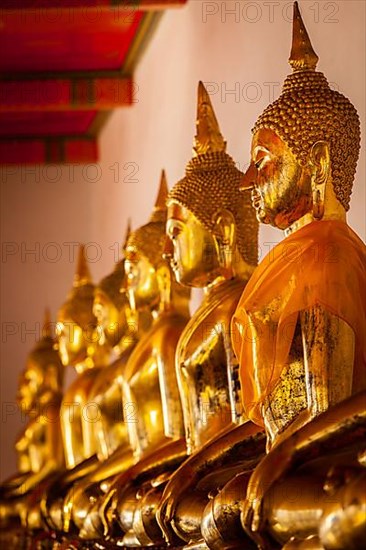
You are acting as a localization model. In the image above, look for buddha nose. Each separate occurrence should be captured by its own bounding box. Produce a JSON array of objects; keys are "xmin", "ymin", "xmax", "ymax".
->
[
  {"xmin": 240, "ymin": 162, "xmax": 257, "ymax": 191},
  {"xmin": 162, "ymin": 236, "xmax": 173, "ymax": 262},
  {"xmin": 119, "ymin": 272, "xmax": 129, "ymax": 294}
]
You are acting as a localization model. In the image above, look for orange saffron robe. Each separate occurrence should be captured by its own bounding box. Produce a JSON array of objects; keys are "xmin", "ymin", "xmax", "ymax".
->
[{"xmin": 232, "ymin": 220, "xmax": 366, "ymax": 427}]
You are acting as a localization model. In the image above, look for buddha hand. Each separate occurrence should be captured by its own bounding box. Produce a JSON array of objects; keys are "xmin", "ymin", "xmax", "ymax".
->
[
  {"xmin": 242, "ymin": 441, "xmax": 294, "ymax": 536},
  {"xmin": 99, "ymin": 485, "xmax": 118, "ymax": 538},
  {"xmin": 157, "ymin": 467, "xmax": 195, "ymax": 543}
]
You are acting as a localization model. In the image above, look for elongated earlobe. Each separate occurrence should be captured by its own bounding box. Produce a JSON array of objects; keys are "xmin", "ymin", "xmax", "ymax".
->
[
  {"xmin": 212, "ymin": 209, "xmax": 236, "ymax": 276},
  {"xmin": 156, "ymin": 264, "xmax": 172, "ymax": 308},
  {"xmin": 310, "ymin": 141, "xmax": 330, "ymax": 220}
]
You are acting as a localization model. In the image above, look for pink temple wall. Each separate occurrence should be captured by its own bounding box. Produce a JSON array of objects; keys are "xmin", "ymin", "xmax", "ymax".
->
[{"xmin": 1, "ymin": 0, "xmax": 365, "ymax": 480}]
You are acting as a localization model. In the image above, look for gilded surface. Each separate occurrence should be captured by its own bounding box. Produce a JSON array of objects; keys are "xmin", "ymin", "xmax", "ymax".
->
[
  {"xmin": 97, "ymin": 173, "xmax": 191, "ymax": 545},
  {"xmin": 0, "ymin": 310, "xmax": 64, "ymax": 531},
  {"xmin": 156, "ymin": 82, "xmax": 262, "ymax": 545},
  {"xmin": 1, "ymin": 3, "xmax": 365, "ymax": 549},
  {"xmin": 230, "ymin": 3, "xmax": 366, "ymax": 548}
]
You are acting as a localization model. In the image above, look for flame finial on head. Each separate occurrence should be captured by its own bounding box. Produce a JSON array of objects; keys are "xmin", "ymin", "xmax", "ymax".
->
[
  {"xmin": 58, "ymin": 244, "xmax": 96, "ymax": 328},
  {"xmin": 42, "ymin": 307, "xmax": 53, "ymax": 340},
  {"xmin": 123, "ymin": 219, "xmax": 132, "ymax": 250},
  {"xmin": 289, "ymin": 1, "xmax": 319, "ymax": 72},
  {"xmin": 126, "ymin": 171, "xmax": 169, "ymax": 267},
  {"xmin": 74, "ymin": 244, "xmax": 92, "ymax": 288},
  {"xmin": 194, "ymin": 81, "xmax": 226, "ymax": 157},
  {"xmin": 150, "ymin": 169, "xmax": 168, "ymax": 223}
]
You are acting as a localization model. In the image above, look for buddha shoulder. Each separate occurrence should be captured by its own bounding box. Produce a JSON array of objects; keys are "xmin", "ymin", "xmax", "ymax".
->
[
  {"xmin": 182, "ymin": 280, "xmax": 246, "ymax": 357},
  {"xmin": 62, "ymin": 369, "xmax": 99, "ymax": 402}
]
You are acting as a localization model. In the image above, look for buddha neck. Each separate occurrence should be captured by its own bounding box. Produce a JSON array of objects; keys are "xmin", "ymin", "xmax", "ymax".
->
[
  {"xmin": 114, "ymin": 329, "xmax": 138, "ymax": 357},
  {"xmin": 157, "ymin": 287, "xmax": 190, "ymax": 319},
  {"xmin": 206, "ymin": 246, "xmax": 255, "ymax": 296},
  {"xmin": 285, "ymin": 178, "xmax": 347, "ymax": 237},
  {"xmin": 38, "ymin": 387, "xmax": 62, "ymax": 406},
  {"xmin": 157, "ymin": 271, "xmax": 190, "ymax": 319}
]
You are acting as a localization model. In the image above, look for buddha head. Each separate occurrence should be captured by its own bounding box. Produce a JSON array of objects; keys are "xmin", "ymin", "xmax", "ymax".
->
[
  {"xmin": 242, "ymin": 1, "xmax": 360, "ymax": 230},
  {"xmin": 17, "ymin": 309, "xmax": 63, "ymax": 412},
  {"xmin": 165, "ymin": 82, "xmax": 258, "ymax": 288},
  {"xmin": 93, "ymin": 224, "xmax": 130, "ymax": 350},
  {"xmin": 57, "ymin": 245, "xmax": 97, "ymax": 368},
  {"xmin": 124, "ymin": 172, "xmax": 190, "ymax": 312}
]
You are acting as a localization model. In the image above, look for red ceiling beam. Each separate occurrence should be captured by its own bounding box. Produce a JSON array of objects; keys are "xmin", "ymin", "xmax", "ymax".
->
[
  {"xmin": 127, "ymin": 0, "xmax": 187, "ymax": 7},
  {"xmin": 0, "ymin": 77, "xmax": 134, "ymax": 112},
  {"xmin": 0, "ymin": 137, "xmax": 98, "ymax": 164},
  {"xmin": 0, "ymin": 138, "xmax": 98, "ymax": 166},
  {"xmin": 0, "ymin": 1, "xmax": 187, "ymax": 10}
]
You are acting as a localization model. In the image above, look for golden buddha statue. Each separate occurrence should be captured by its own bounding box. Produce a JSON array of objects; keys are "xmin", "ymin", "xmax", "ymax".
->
[
  {"xmin": 90, "ymin": 224, "xmax": 135, "ymax": 461},
  {"xmin": 205, "ymin": 3, "xmax": 365, "ymax": 548},
  {"xmin": 0, "ymin": 310, "xmax": 64, "ymax": 534},
  {"xmin": 98, "ymin": 172, "xmax": 191, "ymax": 546},
  {"xmin": 147, "ymin": 82, "xmax": 266, "ymax": 547},
  {"xmin": 62, "ymin": 223, "xmax": 154, "ymax": 540},
  {"xmin": 57, "ymin": 245, "xmax": 111, "ymax": 470},
  {"xmin": 41, "ymin": 245, "xmax": 111, "ymax": 533}
]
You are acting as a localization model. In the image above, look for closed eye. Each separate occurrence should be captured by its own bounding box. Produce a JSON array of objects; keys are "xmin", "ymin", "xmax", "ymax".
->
[
  {"xmin": 255, "ymin": 154, "xmax": 271, "ymax": 171},
  {"xmin": 167, "ymin": 223, "xmax": 183, "ymax": 240},
  {"xmin": 255, "ymin": 159, "xmax": 263, "ymax": 169}
]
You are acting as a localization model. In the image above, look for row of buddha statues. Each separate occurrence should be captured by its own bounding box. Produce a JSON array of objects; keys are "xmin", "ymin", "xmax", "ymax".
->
[{"xmin": 1, "ymin": 3, "xmax": 365, "ymax": 549}]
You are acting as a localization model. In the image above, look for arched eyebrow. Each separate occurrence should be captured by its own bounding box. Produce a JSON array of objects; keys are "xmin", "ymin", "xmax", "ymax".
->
[
  {"xmin": 167, "ymin": 202, "xmax": 186, "ymax": 222},
  {"xmin": 166, "ymin": 218, "xmax": 185, "ymax": 238},
  {"xmin": 253, "ymin": 145, "xmax": 270, "ymax": 158},
  {"xmin": 125, "ymin": 248, "xmax": 139, "ymax": 262}
]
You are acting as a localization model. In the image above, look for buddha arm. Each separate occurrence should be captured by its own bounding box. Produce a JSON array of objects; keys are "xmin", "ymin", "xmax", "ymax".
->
[
  {"xmin": 302, "ymin": 304, "xmax": 355, "ymax": 413},
  {"xmin": 0, "ymin": 472, "xmax": 30, "ymax": 497},
  {"xmin": 61, "ymin": 446, "xmax": 135, "ymax": 533},
  {"xmin": 61, "ymin": 408, "xmax": 84, "ymax": 468},
  {"xmin": 81, "ymin": 395, "xmax": 100, "ymax": 460},
  {"xmin": 175, "ymin": 356, "xmax": 191, "ymax": 448},
  {"xmin": 107, "ymin": 438, "xmax": 187, "ymax": 498},
  {"xmin": 58, "ymin": 454, "xmax": 100, "ymax": 485},
  {"xmin": 274, "ymin": 305, "xmax": 355, "ymax": 446},
  {"xmin": 15, "ymin": 431, "xmax": 32, "ymax": 473},
  {"xmin": 243, "ymin": 390, "xmax": 366, "ymax": 534},
  {"xmin": 194, "ymin": 421, "xmax": 262, "ymax": 477},
  {"xmin": 100, "ymin": 438, "xmax": 187, "ymax": 535},
  {"xmin": 61, "ymin": 377, "xmax": 98, "ymax": 468},
  {"xmin": 157, "ymin": 422, "xmax": 265, "ymax": 535},
  {"xmin": 89, "ymin": 361, "xmax": 127, "ymax": 460},
  {"xmin": 12, "ymin": 461, "xmax": 57, "ymax": 496},
  {"xmin": 12, "ymin": 405, "xmax": 63, "ymax": 495},
  {"xmin": 158, "ymin": 328, "xmax": 186, "ymax": 440},
  {"xmin": 86, "ymin": 445, "xmax": 135, "ymax": 484},
  {"xmin": 97, "ymin": 379, "xmax": 125, "ymax": 458}
]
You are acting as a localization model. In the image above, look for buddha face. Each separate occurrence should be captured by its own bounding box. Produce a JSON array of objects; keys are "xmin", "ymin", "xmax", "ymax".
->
[
  {"xmin": 124, "ymin": 248, "xmax": 160, "ymax": 309},
  {"xmin": 56, "ymin": 318, "xmax": 88, "ymax": 367},
  {"xmin": 93, "ymin": 290, "xmax": 127, "ymax": 349},
  {"xmin": 165, "ymin": 202, "xmax": 221, "ymax": 287},
  {"xmin": 244, "ymin": 128, "xmax": 312, "ymax": 230},
  {"xmin": 17, "ymin": 361, "xmax": 43, "ymax": 411}
]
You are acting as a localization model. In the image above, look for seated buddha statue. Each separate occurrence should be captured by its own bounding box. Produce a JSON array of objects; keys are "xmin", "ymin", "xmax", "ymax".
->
[
  {"xmin": 62, "ymin": 223, "xmax": 153, "ymax": 539},
  {"xmin": 206, "ymin": 3, "xmax": 366, "ymax": 548},
  {"xmin": 98, "ymin": 172, "xmax": 191, "ymax": 546},
  {"xmin": 41, "ymin": 245, "xmax": 111, "ymax": 532},
  {"xmin": 89, "ymin": 221, "xmax": 138, "ymax": 462},
  {"xmin": 0, "ymin": 310, "xmax": 64, "ymax": 533},
  {"xmin": 149, "ymin": 82, "xmax": 266, "ymax": 547},
  {"xmin": 57, "ymin": 245, "xmax": 111, "ymax": 470}
]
